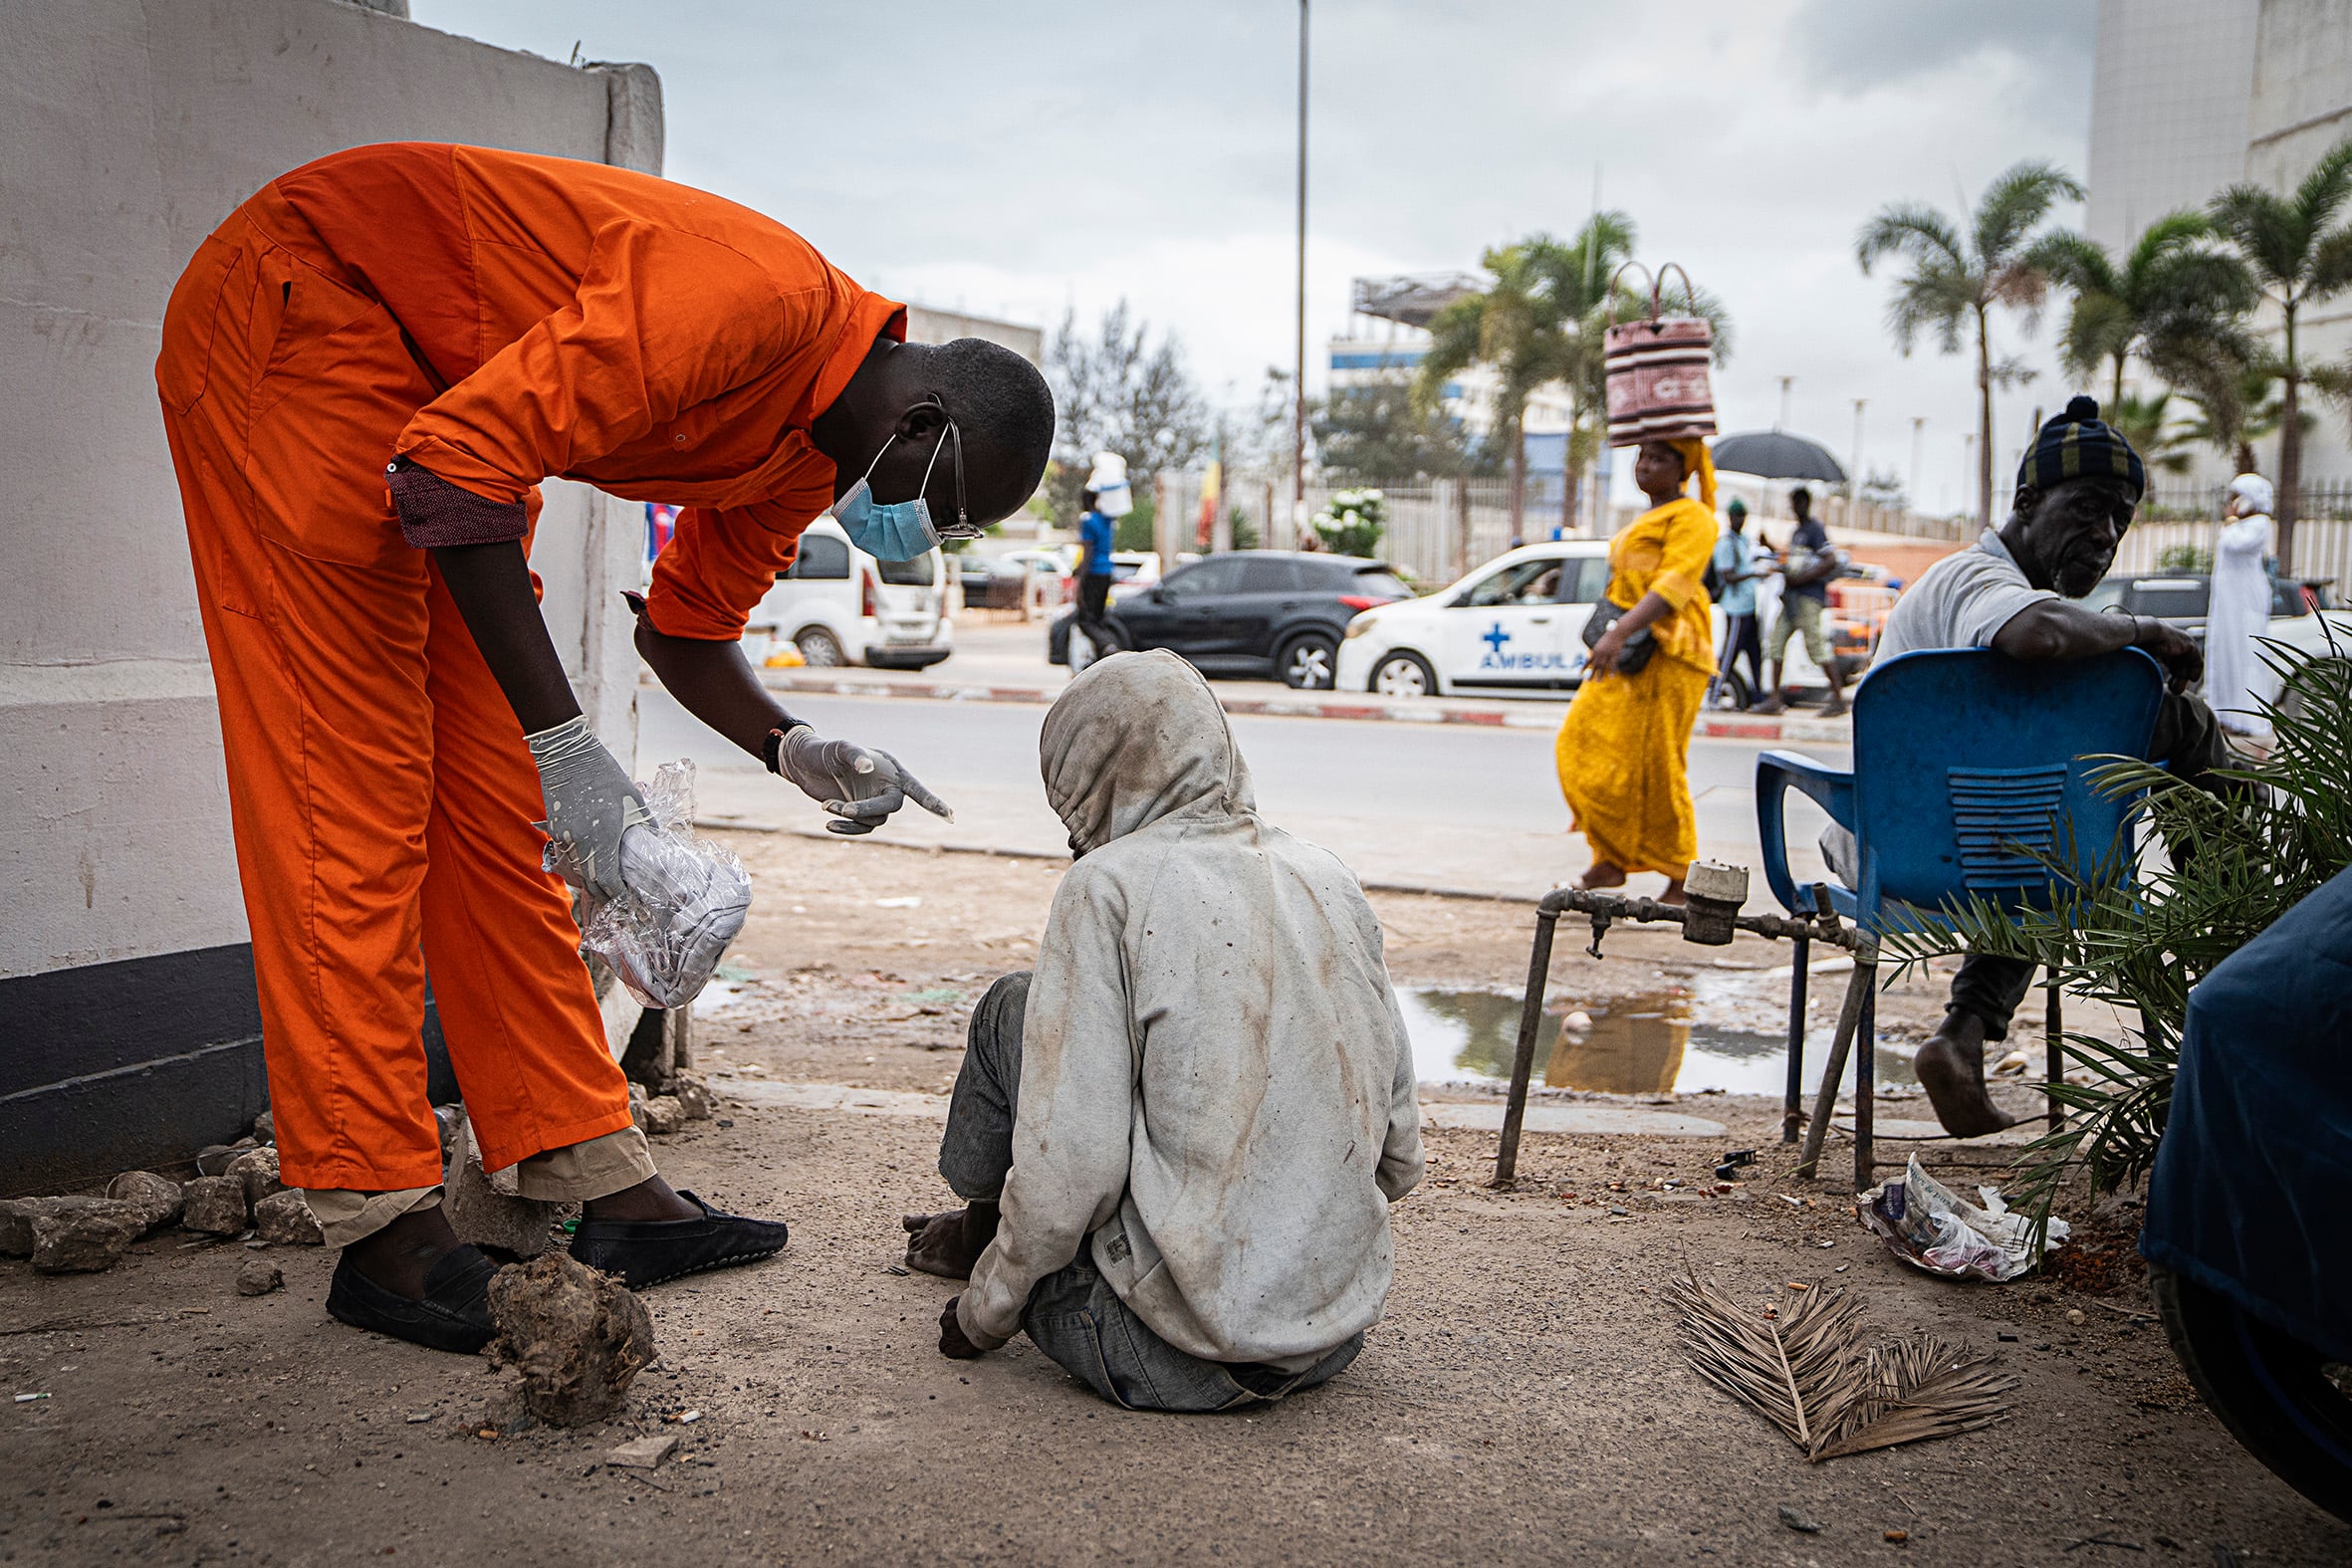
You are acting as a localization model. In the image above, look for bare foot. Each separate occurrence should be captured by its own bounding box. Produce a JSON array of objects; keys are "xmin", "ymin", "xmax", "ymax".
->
[
  {"xmin": 1578, "ymin": 862, "xmax": 1627, "ymax": 891},
  {"xmin": 1658, "ymin": 879, "xmax": 1687, "ymax": 906},
  {"xmin": 584, "ymin": 1174, "xmax": 702, "ymax": 1225},
  {"xmin": 900, "ymin": 1202, "xmax": 999, "ymax": 1279},
  {"xmin": 1914, "ymin": 1012, "xmax": 2018, "ymax": 1138}
]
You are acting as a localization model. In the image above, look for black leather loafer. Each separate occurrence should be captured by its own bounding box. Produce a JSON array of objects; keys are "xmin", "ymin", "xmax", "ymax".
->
[
  {"xmin": 326, "ymin": 1242, "xmax": 499, "ymax": 1354},
  {"xmin": 568, "ymin": 1191, "xmax": 789, "ymax": 1289}
]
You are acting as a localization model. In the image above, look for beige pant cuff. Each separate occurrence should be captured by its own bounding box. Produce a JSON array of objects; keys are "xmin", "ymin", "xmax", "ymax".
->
[
  {"xmin": 512, "ymin": 1125, "xmax": 656, "ymax": 1203},
  {"xmin": 307, "ymin": 1185, "xmax": 443, "ymax": 1248}
]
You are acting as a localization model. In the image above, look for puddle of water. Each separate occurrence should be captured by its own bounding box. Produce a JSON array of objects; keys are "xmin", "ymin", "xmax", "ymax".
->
[{"xmin": 1397, "ymin": 979, "xmax": 1919, "ymax": 1097}]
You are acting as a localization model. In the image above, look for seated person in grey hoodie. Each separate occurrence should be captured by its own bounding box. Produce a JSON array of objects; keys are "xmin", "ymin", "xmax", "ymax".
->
[{"xmin": 899, "ymin": 649, "xmax": 1424, "ymax": 1412}]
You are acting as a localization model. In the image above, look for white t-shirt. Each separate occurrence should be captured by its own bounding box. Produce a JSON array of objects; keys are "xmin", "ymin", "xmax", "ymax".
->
[{"xmin": 1875, "ymin": 529, "xmax": 2058, "ymax": 663}]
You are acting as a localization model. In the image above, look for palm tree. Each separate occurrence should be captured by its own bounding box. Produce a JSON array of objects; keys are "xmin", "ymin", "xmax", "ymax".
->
[
  {"xmin": 1529, "ymin": 222, "xmax": 1733, "ymax": 537},
  {"xmin": 1524, "ymin": 213, "xmax": 1636, "ymax": 536},
  {"xmin": 1855, "ymin": 160, "xmax": 2084, "ymax": 527},
  {"xmin": 2210, "ymin": 134, "xmax": 2352, "ymax": 565},
  {"xmin": 1414, "ymin": 243, "xmax": 1575, "ymax": 537},
  {"xmin": 2032, "ymin": 211, "xmax": 2256, "ymax": 406},
  {"xmin": 2104, "ymin": 390, "xmax": 2198, "ymax": 476},
  {"xmin": 2179, "ymin": 362, "xmax": 2288, "ymax": 477}
]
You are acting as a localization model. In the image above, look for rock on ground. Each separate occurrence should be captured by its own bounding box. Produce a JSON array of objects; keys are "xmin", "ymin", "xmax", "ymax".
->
[
  {"xmin": 252, "ymin": 1190, "xmax": 323, "ymax": 1245},
  {"xmin": 635, "ymin": 1095, "xmax": 687, "ymax": 1136},
  {"xmin": 180, "ymin": 1175, "xmax": 251, "ymax": 1235},
  {"xmin": 670, "ymin": 1075, "xmax": 718, "ymax": 1121},
  {"xmin": 486, "ymin": 1252, "xmax": 655, "ymax": 1427},
  {"xmin": 442, "ymin": 1108, "xmax": 560, "ymax": 1259},
  {"xmin": 194, "ymin": 1145, "xmax": 240, "ymax": 1177},
  {"xmin": 107, "ymin": 1172, "xmax": 183, "ymax": 1233},
  {"xmin": 251, "ymin": 1109, "xmax": 275, "ymax": 1145},
  {"xmin": 0, "ymin": 1197, "xmax": 122, "ymax": 1257},
  {"xmin": 30, "ymin": 1201, "xmax": 144, "ymax": 1273},
  {"xmin": 604, "ymin": 1434, "xmax": 678, "ymax": 1469},
  {"xmin": 225, "ymin": 1146, "xmax": 284, "ymax": 1206},
  {"xmin": 236, "ymin": 1256, "xmax": 285, "ymax": 1296}
]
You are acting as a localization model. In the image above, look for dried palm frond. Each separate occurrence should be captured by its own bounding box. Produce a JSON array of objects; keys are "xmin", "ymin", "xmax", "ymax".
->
[
  {"xmin": 1810, "ymin": 1331, "xmax": 2018, "ymax": 1459},
  {"xmin": 1672, "ymin": 1275, "xmax": 2016, "ymax": 1462}
]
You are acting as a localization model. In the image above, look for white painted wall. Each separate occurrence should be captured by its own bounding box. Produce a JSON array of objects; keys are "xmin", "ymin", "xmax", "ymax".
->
[{"xmin": 0, "ymin": 0, "xmax": 660, "ymax": 977}]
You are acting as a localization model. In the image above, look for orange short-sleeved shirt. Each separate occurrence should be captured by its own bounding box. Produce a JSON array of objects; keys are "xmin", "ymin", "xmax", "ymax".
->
[{"xmin": 257, "ymin": 142, "xmax": 904, "ymax": 638}]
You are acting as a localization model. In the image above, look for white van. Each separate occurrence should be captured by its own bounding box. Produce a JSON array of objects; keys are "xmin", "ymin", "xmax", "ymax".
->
[{"xmin": 742, "ymin": 518, "xmax": 953, "ymax": 670}]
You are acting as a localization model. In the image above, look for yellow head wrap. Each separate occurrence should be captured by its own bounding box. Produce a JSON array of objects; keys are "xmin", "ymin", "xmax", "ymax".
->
[{"xmin": 1670, "ymin": 437, "xmax": 1717, "ymax": 512}]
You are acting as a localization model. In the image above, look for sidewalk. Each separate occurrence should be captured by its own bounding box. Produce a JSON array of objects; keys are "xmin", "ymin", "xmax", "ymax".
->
[{"xmin": 766, "ymin": 617, "xmax": 1854, "ymax": 743}]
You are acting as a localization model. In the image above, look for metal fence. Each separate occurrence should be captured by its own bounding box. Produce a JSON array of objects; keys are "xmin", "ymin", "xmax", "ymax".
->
[{"xmin": 2115, "ymin": 481, "xmax": 2352, "ymax": 585}]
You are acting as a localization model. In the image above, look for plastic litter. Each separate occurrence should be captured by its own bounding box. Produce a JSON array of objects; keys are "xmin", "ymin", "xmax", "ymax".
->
[
  {"xmin": 1859, "ymin": 1155, "xmax": 2070, "ymax": 1283},
  {"xmin": 560, "ymin": 761, "xmax": 751, "ymax": 1009}
]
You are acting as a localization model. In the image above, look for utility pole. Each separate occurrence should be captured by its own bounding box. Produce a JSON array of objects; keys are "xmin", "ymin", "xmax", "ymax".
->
[
  {"xmin": 1849, "ymin": 397, "xmax": 1867, "ymax": 512},
  {"xmin": 1292, "ymin": 0, "xmax": 1308, "ymax": 542},
  {"xmin": 1909, "ymin": 416, "xmax": 1926, "ymax": 516},
  {"xmin": 1776, "ymin": 376, "xmax": 1794, "ymax": 431}
]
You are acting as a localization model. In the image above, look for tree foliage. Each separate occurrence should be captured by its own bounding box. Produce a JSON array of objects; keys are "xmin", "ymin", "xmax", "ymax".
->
[
  {"xmin": 1855, "ymin": 160, "xmax": 2083, "ymax": 526},
  {"xmin": 1313, "ymin": 378, "xmax": 1494, "ymax": 481},
  {"xmin": 1043, "ymin": 302, "xmax": 1211, "ymax": 525},
  {"xmin": 2031, "ymin": 211, "xmax": 2256, "ymax": 407},
  {"xmin": 1413, "ymin": 213, "xmax": 1731, "ymax": 534}
]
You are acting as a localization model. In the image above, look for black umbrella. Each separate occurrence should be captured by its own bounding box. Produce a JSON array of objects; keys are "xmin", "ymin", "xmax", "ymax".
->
[{"xmin": 1710, "ymin": 430, "xmax": 1847, "ymax": 484}]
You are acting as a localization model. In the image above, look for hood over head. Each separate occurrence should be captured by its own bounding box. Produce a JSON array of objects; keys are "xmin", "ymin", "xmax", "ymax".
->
[{"xmin": 1040, "ymin": 650, "xmax": 1256, "ymax": 855}]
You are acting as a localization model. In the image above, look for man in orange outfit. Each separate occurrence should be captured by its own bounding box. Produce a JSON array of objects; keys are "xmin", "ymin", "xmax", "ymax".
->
[{"xmin": 154, "ymin": 142, "xmax": 1055, "ymax": 1353}]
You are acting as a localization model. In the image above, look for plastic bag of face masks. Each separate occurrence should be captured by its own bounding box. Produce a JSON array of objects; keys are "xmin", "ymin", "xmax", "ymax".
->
[{"xmin": 565, "ymin": 761, "xmax": 751, "ymax": 1009}]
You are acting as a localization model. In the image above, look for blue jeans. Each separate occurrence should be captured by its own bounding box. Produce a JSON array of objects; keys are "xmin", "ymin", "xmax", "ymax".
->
[{"xmin": 940, "ymin": 973, "xmax": 1364, "ymax": 1413}]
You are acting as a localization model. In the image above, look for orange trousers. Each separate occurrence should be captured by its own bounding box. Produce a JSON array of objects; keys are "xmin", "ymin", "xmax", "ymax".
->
[{"xmin": 155, "ymin": 194, "xmax": 634, "ymax": 1193}]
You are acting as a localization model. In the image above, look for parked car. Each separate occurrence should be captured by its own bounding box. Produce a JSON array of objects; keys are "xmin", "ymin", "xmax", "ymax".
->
[
  {"xmin": 2079, "ymin": 571, "xmax": 2341, "ymax": 645},
  {"xmin": 1049, "ymin": 551, "xmax": 1412, "ymax": 688},
  {"xmin": 953, "ymin": 553, "xmax": 1027, "ymax": 610},
  {"xmin": 1104, "ymin": 551, "xmax": 1163, "ymax": 602},
  {"xmin": 741, "ymin": 518, "xmax": 953, "ymax": 670}
]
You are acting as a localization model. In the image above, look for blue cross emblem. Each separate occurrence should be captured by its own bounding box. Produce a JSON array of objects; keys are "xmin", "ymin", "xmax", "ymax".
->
[{"xmin": 1482, "ymin": 622, "xmax": 1512, "ymax": 654}]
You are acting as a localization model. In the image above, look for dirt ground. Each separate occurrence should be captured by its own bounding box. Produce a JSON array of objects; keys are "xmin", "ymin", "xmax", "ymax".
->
[{"xmin": 2, "ymin": 832, "xmax": 2344, "ymax": 1566}]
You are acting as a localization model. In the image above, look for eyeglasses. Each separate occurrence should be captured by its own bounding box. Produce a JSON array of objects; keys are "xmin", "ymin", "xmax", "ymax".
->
[{"xmin": 923, "ymin": 397, "xmax": 981, "ymax": 541}]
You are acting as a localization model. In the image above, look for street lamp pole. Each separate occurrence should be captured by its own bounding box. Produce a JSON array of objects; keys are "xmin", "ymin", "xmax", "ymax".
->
[
  {"xmin": 1292, "ymin": 0, "xmax": 1308, "ymax": 541},
  {"xmin": 1909, "ymin": 416, "xmax": 1926, "ymax": 516},
  {"xmin": 1775, "ymin": 375, "xmax": 1793, "ymax": 431},
  {"xmin": 1849, "ymin": 397, "xmax": 1867, "ymax": 512}
]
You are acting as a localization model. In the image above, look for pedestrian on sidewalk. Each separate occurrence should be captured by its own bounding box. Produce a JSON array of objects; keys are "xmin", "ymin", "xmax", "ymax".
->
[
  {"xmin": 1712, "ymin": 498, "xmax": 1767, "ymax": 707},
  {"xmin": 154, "ymin": 142, "xmax": 1054, "ymax": 1352},
  {"xmin": 2206, "ymin": 472, "xmax": 2279, "ymax": 739},
  {"xmin": 1556, "ymin": 438, "xmax": 1722, "ymax": 905},
  {"xmin": 899, "ymin": 651, "xmax": 1423, "ymax": 1410},
  {"xmin": 1070, "ymin": 452, "xmax": 1127, "ymax": 669},
  {"xmin": 1752, "ymin": 486, "xmax": 1849, "ymax": 717},
  {"xmin": 1844, "ymin": 396, "xmax": 2230, "ymax": 1137}
]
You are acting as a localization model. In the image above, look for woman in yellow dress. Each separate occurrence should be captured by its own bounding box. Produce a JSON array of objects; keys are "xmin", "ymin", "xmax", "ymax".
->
[{"xmin": 1556, "ymin": 437, "xmax": 1720, "ymax": 904}]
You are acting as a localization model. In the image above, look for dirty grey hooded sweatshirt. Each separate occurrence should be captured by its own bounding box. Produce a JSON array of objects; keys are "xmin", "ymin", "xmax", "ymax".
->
[{"xmin": 956, "ymin": 650, "xmax": 1424, "ymax": 1367}]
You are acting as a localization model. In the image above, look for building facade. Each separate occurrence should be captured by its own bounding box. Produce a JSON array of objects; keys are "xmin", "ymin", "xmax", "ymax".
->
[{"xmin": 2088, "ymin": 0, "xmax": 2352, "ymax": 487}]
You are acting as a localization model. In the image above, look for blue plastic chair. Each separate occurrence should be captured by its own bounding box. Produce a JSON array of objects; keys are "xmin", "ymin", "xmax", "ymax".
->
[{"xmin": 1755, "ymin": 647, "xmax": 2167, "ymax": 1180}]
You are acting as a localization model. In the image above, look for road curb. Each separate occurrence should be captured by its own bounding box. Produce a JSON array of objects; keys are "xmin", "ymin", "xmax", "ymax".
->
[{"xmin": 755, "ymin": 670, "xmax": 1852, "ymax": 745}]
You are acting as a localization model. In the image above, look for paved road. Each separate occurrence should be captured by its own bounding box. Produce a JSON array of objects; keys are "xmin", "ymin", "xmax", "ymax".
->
[{"xmin": 641, "ymin": 686, "xmax": 1843, "ymax": 899}]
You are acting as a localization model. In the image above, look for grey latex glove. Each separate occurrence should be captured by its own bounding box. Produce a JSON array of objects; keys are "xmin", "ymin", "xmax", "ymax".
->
[
  {"xmin": 526, "ymin": 716, "xmax": 650, "ymax": 900},
  {"xmin": 775, "ymin": 724, "xmax": 954, "ymax": 836}
]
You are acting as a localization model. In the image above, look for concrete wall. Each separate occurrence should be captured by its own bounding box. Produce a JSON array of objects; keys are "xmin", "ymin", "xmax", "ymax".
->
[{"xmin": 0, "ymin": 0, "xmax": 660, "ymax": 1188}]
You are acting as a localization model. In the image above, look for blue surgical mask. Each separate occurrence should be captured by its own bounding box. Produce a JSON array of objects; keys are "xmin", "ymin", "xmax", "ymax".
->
[{"xmin": 833, "ymin": 402, "xmax": 971, "ymax": 560}]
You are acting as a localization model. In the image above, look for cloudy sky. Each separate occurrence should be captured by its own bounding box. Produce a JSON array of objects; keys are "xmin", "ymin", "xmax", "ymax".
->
[{"xmin": 411, "ymin": 0, "xmax": 2099, "ymax": 514}]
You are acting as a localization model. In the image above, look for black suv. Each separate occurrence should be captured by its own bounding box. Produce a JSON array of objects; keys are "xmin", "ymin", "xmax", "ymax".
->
[{"xmin": 1050, "ymin": 552, "xmax": 1413, "ymax": 688}]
